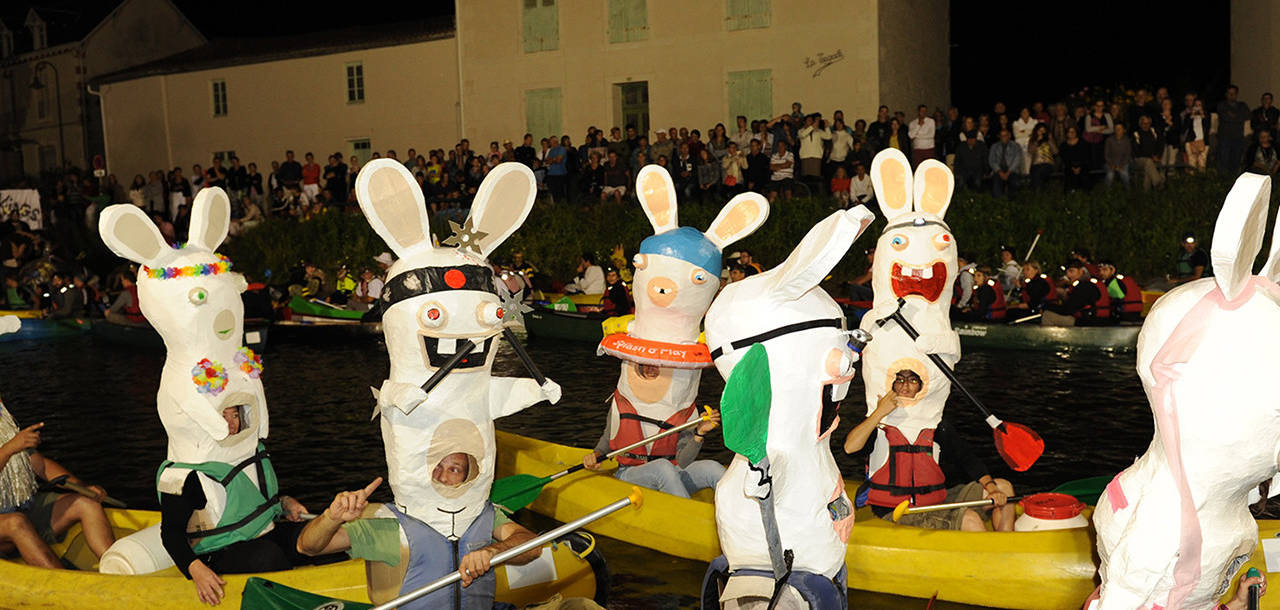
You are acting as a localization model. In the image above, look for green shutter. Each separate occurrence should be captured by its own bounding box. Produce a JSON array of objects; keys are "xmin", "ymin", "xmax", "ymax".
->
[
  {"xmin": 608, "ymin": 0, "xmax": 628, "ymax": 43},
  {"xmin": 525, "ymin": 88, "xmax": 563, "ymax": 141},
  {"xmin": 627, "ymin": 0, "xmax": 649, "ymax": 41},
  {"xmin": 728, "ymin": 69, "xmax": 772, "ymax": 125},
  {"xmin": 523, "ymin": 0, "xmax": 559, "ymax": 52},
  {"xmin": 749, "ymin": 0, "xmax": 770, "ymax": 28},
  {"xmin": 727, "ymin": 0, "xmax": 768, "ymax": 31}
]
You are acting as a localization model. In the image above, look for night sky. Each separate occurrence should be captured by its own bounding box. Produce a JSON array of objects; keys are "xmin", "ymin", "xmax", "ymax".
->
[{"xmin": 173, "ymin": 1, "xmax": 1233, "ymax": 114}]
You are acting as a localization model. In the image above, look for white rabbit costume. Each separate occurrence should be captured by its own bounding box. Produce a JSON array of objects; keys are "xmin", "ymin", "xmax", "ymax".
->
[
  {"xmin": 1091, "ymin": 173, "xmax": 1280, "ymax": 610},
  {"xmin": 354, "ymin": 160, "xmax": 559, "ymax": 607},
  {"xmin": 702, "ymin": 207, "xmax": 875, "ymax": 609},
  {"xmin": 593, "ymin": 166, "xmax": 767, "ymax": 493},
  {"xmin": 96, "ymin": 191, "xmax": 276, "ymax": 574},
  {"xmin": 857, "ymin": 149, "xmax": 963, "ymax": 511}
]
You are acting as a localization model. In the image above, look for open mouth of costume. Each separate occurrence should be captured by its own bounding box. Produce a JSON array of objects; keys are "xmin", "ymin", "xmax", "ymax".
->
[
  {"xmin": 890, "ymin": 261, "xmax": 948, "ymax": 302},
  {"xmin": 423, "ymin": 335, "xmax": 495, "ymax": 369}
]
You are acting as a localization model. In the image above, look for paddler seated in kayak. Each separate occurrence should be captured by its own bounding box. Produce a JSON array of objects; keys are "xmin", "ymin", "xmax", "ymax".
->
[
  {"xmin": 104, "ymin": 274, "xmax": 147, "ymax": 327},
  {"xmin": 1041, "ymin": 260, "xmax": 1112, "ymax": 327},
  {"xmin": 0, "ymin": 400, "xmax": 116, "ymax": 568},
  {"xmin": 600, "ymin": 267, "xmax": 632, "ymax": 315},
  {"xmin": 295, "ymin": 452, "xmax": 542, "ymax": 594},
  {"xmin": 165, "ymin": 406, "xmax": 330, "ymax": 606},
  {"xmin": 954, "ymin": 266, "xmax": 1006, "ymax": 323},
  {"xmin": 582, "ymin": 379, "xmax": 724, "ymax": 499},
  {"xmin": 1, "ymin": 274, "xmax": 34, "ymax": 310},
  {"xmin": 844, "ymin": 369, "xmax": 1016, "ymax": 532},
  {"xmin": 564, "ymin": 251, "xmax": 605, "ymax": 295},
  {"xmin": 1095, "ymin": 260, "xmax": 1143, "ymax": 322},
  {"xmin": 1164, "ymin": 231, "xmax": 1209, "ymax": 288},
  {"xmin": 1007, "ymin": 261, "xmax": 1055, "ymax": 314}
]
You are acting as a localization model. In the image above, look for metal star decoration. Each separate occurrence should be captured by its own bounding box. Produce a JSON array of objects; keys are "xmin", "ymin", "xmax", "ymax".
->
[
  {"xmin": 442, "ymin": 218, "xmax": 489, "ymax": 255},
  {"xmin": 500, "ymin": 287, "xmax": 534, "ymax": 328}
]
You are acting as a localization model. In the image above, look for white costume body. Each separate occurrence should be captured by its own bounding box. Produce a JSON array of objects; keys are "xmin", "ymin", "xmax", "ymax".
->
[
  {"xmin": 355, "ymin": 159, "xmax": 560, "ymax": 538},
  {"xmin": 707, "ymin": 207, "xmax": 874, "ymax": 579},
  {"xmin": 1093, "ymin": 173, "xmax": 1280, "ymax": 610},
  {"xmin": 858, "ymin": 150, "xmax": 961, "ymax": 476}
]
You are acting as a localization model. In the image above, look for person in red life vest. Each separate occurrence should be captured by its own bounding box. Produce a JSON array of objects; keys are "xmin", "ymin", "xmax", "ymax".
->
[
  {"xmin": 600, "ymin": 267, "xmax": 632, "ymax": 314},
  {"xmin": 843, "ymin": 369, "xmax": 1015, "ymax": 531},
  {"xmin": 1069, "ymin": 247, "xmax": 1101, "ymax": 279},
  {"xmin": 1008, "ymin": 261, "xmax": 1056, "ymax": 313},
  {"xmin": 105, "ymin": 274, "xmax": 147, "ymax": 326},
  {"xmin": 955, "ymin": 266, "xmax": 1007, "ymax": 322},
  {"xmin": 1042, "ymin": 260, "xmax": 1111, "ymax": 326},
  {"xmin": 582, "ymin": 376, "xmax": 723, "ymax": 498},
  {"xmin": 1096, "ymin": 260, "xmax": 1144, "ymax": 323}
]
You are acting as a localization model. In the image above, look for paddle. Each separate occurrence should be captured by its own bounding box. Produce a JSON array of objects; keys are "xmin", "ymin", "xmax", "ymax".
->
[
  {"xmin": 490, "ymin": 408, "xmax": 712, "ymax": 511},
  {"xmin": 876, "ymin": 298, "xmax": 1044, "ymax": 472},
  {"xmin": 370, "ymin": 488, "xmax": 644, "ymax": 610},
  {"xmin": 1010, "ymin": 313, "xmax": 1042, "ymax": 325},
  {"xmin": 1024, "ymin": 229, "xmax": 1043, "ymax": 262},
  {"xmin": 501, "ymin": 327, "xmax": 546, "ymax": 385},
  {"xmin": 420, "ymin": 339, "xmax": 478, "ymax": 394},
  {"xmin": 890, "ymin": 475, "xmax": 1106, "ymax": 522},
  {"xmin": 44, "ymin": 475, "xmax": 127, "ymax": 508}
]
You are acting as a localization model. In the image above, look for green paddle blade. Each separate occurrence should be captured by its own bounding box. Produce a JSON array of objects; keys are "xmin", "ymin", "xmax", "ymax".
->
[
  {"xmin": 1050, "ymin": 475, "xmax": 1113, "ymax": 506},
  {"xmin": 490, "ymin": 473, "xmax": 553, "ymax": 512},
  {"xmin": 720, "ymin": 343, "xmax": 772, "ymax": 463},
  {"xmin": 240, "ymin": 577, "xmax": 372, "ymax": 610}
]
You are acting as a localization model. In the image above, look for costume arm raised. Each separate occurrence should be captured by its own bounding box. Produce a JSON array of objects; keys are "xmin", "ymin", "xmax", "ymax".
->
[{"xmin": 488, "ymin": 377, "xmax": 560, "ymax": 419}]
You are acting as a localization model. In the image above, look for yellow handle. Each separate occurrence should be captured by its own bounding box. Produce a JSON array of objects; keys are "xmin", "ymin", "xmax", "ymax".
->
[
  {"xmin": 701, "ymin": 405, "xmax": 713, "ymax": 420},
  {"xmin": 892, "ymin": 499, "xmax": 911, "ymax": 523},
  {"xmin": 628, "ymin": 486, "xmax": 644, "ymax": 509}
]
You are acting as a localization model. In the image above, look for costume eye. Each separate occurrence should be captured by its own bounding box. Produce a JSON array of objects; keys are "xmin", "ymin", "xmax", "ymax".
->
[
  {"xmin": 418, "ymin": 301, "xmax": 447, "ymax": 329},
  {"xmin": 633, "ymin": 254, "xmax": 648, "ymax": 270},
  {"xmin": 477, "ymin": 302, "xmax": 504, "ymax": 326},
  {"xmin": 188, "ymin": 287, "xmax": 208, "ymax": 305},
  {"xmin": 933, "ymin": 233, "xmax": 953, "ymax": 250},
  {"xmin": 691, "ymin": 268, "xmax": 709, "ymax": 285},
  {"xmin": 890, "ymin": 234, "xmax": 909, "ymax": 251}
]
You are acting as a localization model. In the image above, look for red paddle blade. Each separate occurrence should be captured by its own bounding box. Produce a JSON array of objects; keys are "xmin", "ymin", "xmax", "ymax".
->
[{"xmin": 993, "ymin": 421, "xmax": 1044, "ymax": 472}]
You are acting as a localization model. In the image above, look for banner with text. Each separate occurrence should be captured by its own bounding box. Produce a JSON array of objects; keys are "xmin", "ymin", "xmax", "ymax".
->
[{"xmin": 0, "ymin": 190, "xmax": 42, "ymax": 230}]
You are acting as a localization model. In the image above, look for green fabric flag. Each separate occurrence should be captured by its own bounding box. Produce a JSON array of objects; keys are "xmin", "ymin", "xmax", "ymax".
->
[
  {"xmin": 720, "ymin": 343, "xmax": 772, "ymax": 463},
  {"xmin": 240, "ymin": 577, "xmax": 372, "ymax": 610}
]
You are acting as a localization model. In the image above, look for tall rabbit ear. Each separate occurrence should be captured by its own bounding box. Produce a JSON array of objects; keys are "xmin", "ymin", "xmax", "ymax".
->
[
  {"xmin": 98, "ymin": 204, "xmax": 171, "ymax": 267},
  {"xmin": 636, "ymin": 165, "xmax": 680, "ymax": 234},
  {"xmin": 468, "ymin": 163, "xmax": 537, "ymax": 257},
  {"xmin": 704, "ymin": 192, "xmax": 770, "ymax": 251},
  {"xmin": 768, "ymin": 206, "xmax": 876, "ymax": 302},
  {"xmin": 870, "ymin": 149, "xmax": 914, "ymax": 223},
  {"xmin": 1214, "ymin": 172, "xmax": 1271, "ymax": 300},
  {"xmin": 355, "ymin": 159, "xmax": 434, "ymax": 258},
  {"xmin": 1255, "ymin": 179, "xmax": 1280, "ymax": 283},
  {"xmin": 187, "ymin": 187, "xmax": 231, "ymax": 251},
  {"xmin": 912, "ymin": 160, "xmax": 954, "ymax": 219}
]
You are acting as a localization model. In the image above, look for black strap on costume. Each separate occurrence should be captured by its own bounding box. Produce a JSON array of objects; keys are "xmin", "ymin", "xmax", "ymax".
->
[
  {"xmin": 382, "ymin": 265, "xmax": 499, "ymax": 307},
  {"xmin": 186, "ymin": 492, "xmax": 282, "ymax": 540},
  {"xmin": 709, "ymin": 318, "xmax": 844, "ymax": 360},
  {"xmin": 219, "ymin": 448, "xmax": 270, "ymax": 487}
]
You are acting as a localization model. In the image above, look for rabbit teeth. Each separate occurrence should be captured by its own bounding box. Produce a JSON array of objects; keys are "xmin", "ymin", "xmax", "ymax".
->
[{"xmin": 437, "ymin": 338, "xmax": 457, "ymax": 354}]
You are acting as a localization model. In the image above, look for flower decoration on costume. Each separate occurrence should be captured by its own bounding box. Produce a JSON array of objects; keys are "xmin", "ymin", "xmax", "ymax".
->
[
  {"xmin": 192, "ymin": 358, "xmax": 228, "ymax": 395},
  {"xmin": 235, "ymin": 347, "xmax": 263, "ymax": 379},
  {"xmin": 144, "ymin": 254, "xmax": 233, "ymax": 280}
]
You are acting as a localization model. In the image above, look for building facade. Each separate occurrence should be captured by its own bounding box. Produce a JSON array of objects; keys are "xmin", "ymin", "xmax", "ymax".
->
[{"xmin": 95, "ymin": 0, "xmax": 949, "ymax": 180}]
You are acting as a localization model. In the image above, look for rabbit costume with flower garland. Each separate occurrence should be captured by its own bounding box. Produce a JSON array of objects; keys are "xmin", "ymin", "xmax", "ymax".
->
[
  {"xmin": 1089, "ymin": 174, "xmax": 1280, "ymax": 610},
  {"xmin": 857, "ymin": 149, "xmax": 962, "ymax": 511}
]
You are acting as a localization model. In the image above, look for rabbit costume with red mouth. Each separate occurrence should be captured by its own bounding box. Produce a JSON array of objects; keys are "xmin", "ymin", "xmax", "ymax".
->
[
  {"xmin": 702, "ymin": 206, "xmax": 876, "ymax": 609},
  {"xmin": 1089, "ymin": 174, "xmax": 1279, "ymax": 610},
  {"xmin": 857, "ymin": 149, "xmax": 961, "ymax": 512},
  {"xmin": 96, "ymin": 190, "xmax": 277, "ymax": 575},
  {"xmin": 593, "ymin": 166, "xmax": 768, "ymax": 497},
  {"xmin": 355, "ymin": 159, "xmax": 560, "ymax": 608}
]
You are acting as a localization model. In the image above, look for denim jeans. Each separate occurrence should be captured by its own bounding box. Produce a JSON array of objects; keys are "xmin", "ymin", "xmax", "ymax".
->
[
  {"xmin": 1105, "ymin": 164, "xmax": 1130, "ymax": 187},
  {"xmin": 616, "ymin": 459, "xmax": 726, "ymax": 498}
]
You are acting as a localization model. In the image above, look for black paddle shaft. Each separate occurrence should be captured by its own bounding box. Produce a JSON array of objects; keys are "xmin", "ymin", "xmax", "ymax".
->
[
  {"xmin": 875, "ymin": 299, "xmax": 1000, "ymax": 426},
  {"xmin": 502, "ymin": 327, "xmax": 547, "ymax": 385},
  {"xmin": 420, "ymin": 339, "xmax": 478, "ymax": 394}
]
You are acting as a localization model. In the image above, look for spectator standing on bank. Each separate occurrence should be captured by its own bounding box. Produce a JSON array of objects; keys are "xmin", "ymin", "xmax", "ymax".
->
[
  {"xmin": 988, "ymin": 127, "xmax": 1021, "ymax": 199},
  {"xmin": 1217, "ymin": 84, "xmax": 1251, "ymax": 174},
  {"xmin": 301, "ymin": 152, "xmax": 322, "ymax": 203},
  {"xmin": 278, "ymin": 150, "xmax": 303, "ymax": 192},
  {"xmin": 1251, "ymin": 92, "xmax": 1279, "ymax": 141},
  {"xmin": 745, "ymin": 139, "xmax": 771, "ymax": 193},
  {"xmin": 1104, "ymin": 123, "xmax": 1133, "ymax": 187},
  {"xmin": 908, "ymin": 104, "xmax": 936, "ymax": 168},
  {"xmin": 954, "ymin": 130, "xmax": 988, "ymax": 191},
  {"xmin": 1132, "ymin": 116, "xmax": 1165, "ymax": 190},
  {"xmin": 867, "ymin": 105, "xmax": 892, "ymax": 153}
]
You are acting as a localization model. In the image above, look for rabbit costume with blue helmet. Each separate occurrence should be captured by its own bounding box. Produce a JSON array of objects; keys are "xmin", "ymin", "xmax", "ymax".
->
[{"xmin": 592, "ymin": 165, "xmax": 768, "ymax": 498}]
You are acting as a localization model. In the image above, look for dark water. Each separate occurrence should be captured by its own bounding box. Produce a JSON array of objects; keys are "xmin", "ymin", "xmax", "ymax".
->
[{"xmin": 0, "ymin": 331, "xmax": 1152, "ymax": 609}]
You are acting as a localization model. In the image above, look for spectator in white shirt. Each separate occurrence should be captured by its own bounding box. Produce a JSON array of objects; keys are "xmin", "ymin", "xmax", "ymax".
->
[
  {"xmin": 565, "ymin": 252, "xmax": 606, "ymax": 295},
  {"xmin": 827, "ymin": 118, "xmax": 856, "ymax": 180},
  {"xmin": 849, "ymin": 161, "xmax": 874, "ymax": 206},
  {"xmin": 730, "ymin": 115, "xmax": 754, "ymax": 152},
  {"xmin": 796, "ymin": 114, "xmax": 831, "ymax": 182},
  {"xmin": 1012, "ymin": 107, "xmax": 1039, "ymax": 174},
  {"xmin": 908, "ymin": 104, "xmax": 936, "ymax": 168},
  {"xmin": 353, "ymin": 268, "xmax": 384, "ymax": 312},
  {"xmin": 768, "ymin": 140, "xmax": 795, "ymax": 203}
]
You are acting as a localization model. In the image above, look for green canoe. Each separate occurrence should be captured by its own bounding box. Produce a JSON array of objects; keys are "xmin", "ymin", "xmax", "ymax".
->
[
  {"xmin": 953, "ymin": 321, "xmax": 1141, "ymax": 352},
  {"xmin": 287, "ymin": 296, "xmax": 366, "ymax": 321},
  {"xmin": 0, "ymin": 317, "xmax": 90, "ymax": 343},
  {"xmin": 524, "ymin": 307, "xmax": 606, "ymax": 342}
]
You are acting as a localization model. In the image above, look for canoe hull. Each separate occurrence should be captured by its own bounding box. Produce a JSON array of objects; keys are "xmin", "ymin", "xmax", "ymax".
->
[
  {"xmin": 954, "ymin": 321, "xmax": 1141, "ymax": 351},
  {"xmin": 0, "ymin": 316, "xmax": 89, "ymax": 343},
  {"xmin": 523, "ymin": 309, "xmax": 605, "ymax": 342}
]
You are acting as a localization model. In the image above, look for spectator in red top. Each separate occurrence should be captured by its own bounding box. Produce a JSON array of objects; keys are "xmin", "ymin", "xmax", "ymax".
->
[{"xmin": 301, "ymin": 152, "xmax": 322, "ymax": 203}]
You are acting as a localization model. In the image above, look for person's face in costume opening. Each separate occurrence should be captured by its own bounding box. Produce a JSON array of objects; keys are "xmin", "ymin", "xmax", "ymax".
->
[
  {"xmin": 433, "ymin": 453, "xmax": 470, "ymax": 486},
  {"xmin": 222, "ymin": 406, "xmax": 242, "ymax": 436},
  {"xmin": 892, "ymin": 370, "xmax": 923, "ymax": 399}
]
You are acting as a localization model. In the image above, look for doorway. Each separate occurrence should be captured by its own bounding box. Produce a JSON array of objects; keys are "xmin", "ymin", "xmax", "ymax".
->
[{"xmin": 614, "ymin": 81, "xmax": 649, "ymax": 138}]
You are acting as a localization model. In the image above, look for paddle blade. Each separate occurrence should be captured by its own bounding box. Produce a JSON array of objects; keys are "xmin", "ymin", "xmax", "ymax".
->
[
  {"xmin": 993, "ymin": 421, "xmax": 1044, "ymax": 472},
  {"xmin": 1050, "ymin": 475, "xmax": 1113, "ymax": 505},
  {"xmin": 241, "ymin": 577, "xmax": 372, "ymax": 610},
  {"xmin": 720, "ymin": 344, "xmax": 772, "ymax": 463},
  {"xmin": 489, "ymin": 474, "xmax": 551, "ymax": 511}
]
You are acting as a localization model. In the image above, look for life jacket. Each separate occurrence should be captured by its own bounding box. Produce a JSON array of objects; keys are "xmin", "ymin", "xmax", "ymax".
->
[
  {"xmin": 1022, "ymin": 273, "xmax": 1055, "ymax": 310},
  {"xmin": 701, "ymin": 555, "xmax": 848, "ymax": 610},
  {"xmin": 980, "ymin": 279, "xmax": 1007, "ymax": 321},
  {"xmin": 1068, "ymin": 277, "xmax": 1110, "ymax": 318},
  {"xmin": 387, "ymin": 502, "xmax": 496, "ymax": 610},
  {"xmin": 608, "ymin": 391, "xmax": 697, "ymax": 467},
  {"xmin": 865, "ymin": 426, "xmax": 947, "ymax": 508},
  {"xmin": 155, "ymin": 443, "xmax": 281, "ymax": 555},
  {"xmin": 1109, "ymin": 274, "xmax": 1144, "ymax": 315},
  {"xmin": 123, "ymin": 285, "xmax": 145, "ymax": 324}
]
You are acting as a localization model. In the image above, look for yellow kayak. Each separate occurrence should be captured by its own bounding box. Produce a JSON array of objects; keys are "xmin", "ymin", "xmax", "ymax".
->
[
  {"xmin": 0, "ymin": 507, "xmax": 606, "ymax": 608},
  {"xmin": 495, "ymin": 430, "xmax": 1280, "ymax": 609}
]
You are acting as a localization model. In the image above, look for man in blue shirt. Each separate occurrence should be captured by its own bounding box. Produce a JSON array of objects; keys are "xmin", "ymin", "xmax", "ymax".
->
[
  {"xmin": 988, "ymin": 127, "xmax": 1022, "ymax": 199},
  {"xmin": 546, "ymin": 136, "xmax": 568, "ymax": 203}
]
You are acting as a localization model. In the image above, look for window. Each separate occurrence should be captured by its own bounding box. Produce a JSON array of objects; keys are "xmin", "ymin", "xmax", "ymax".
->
[
  {"xmin": 347, "ymin": 139, "xmax": 371, "ymax": 166},
  {"xmin": 608, "ymin": 0, "xmax": 649, "ymax": 43},
  {"xmin": 524, "ymin": 88, "xmax": 562, "ymax": 143},
  {"xmin": 212, "ymin": 80, "xmax": 228, "ymax": 117},
  {"xmin": 726, "ymin": 0, "xmax": 770, "ymax": 31},
  {"xmin": 212, "ymin": 150, "xmax": 236, "ymax": 163},
  {"xmin": 727, "ymin": 69, "xmax": 772, "ymax": 126},
  {"xmin": 346, "ymin": 63, "xmax": 364, "ymax": 103},
  {"xmin": 522, "ymin": 0, "xmax": 559, "ymax": 53},
  {"xmin": 0, "ymin": 30, "xmax": 12, "ymax": 59}
]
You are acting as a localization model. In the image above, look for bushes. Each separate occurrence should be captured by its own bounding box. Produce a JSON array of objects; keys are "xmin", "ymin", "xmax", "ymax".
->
[{"xmin": 222, "ymin": 174, "xmax": 1270, "ymax": 285}]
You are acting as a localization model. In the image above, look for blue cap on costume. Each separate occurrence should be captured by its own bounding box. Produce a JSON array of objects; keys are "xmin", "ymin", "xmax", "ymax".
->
[{"xmin": 638, "ymin": 226, "xmax": 722, "ymax": 275}]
